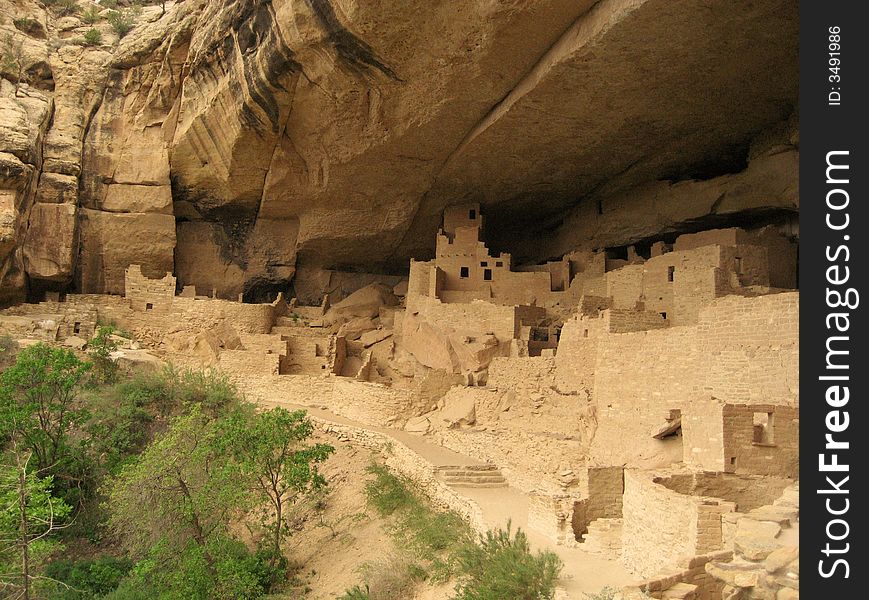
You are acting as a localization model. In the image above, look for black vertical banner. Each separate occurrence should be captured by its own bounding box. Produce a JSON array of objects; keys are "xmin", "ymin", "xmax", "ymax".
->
[{"xmin": 800, "ymin": 2, "xmax": 868, "ymax": 596}]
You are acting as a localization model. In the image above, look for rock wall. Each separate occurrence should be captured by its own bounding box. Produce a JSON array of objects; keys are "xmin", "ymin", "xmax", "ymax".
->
[{"xmin": 1, "ymin": 0, "xmax": 798, "ymax": 304}]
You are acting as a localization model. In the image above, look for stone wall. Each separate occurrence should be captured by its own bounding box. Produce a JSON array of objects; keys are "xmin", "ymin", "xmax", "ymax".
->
[
  {"xmin": 684, "ymin": 400, "xmax": 799, "ymax": 477},
  {"xmin": 621, "ymin": 470, "xmax": 737, "ymax": 578},
  {"xmin": 587, "ymin": 292, "xmax": 798, "ymax": 467}
]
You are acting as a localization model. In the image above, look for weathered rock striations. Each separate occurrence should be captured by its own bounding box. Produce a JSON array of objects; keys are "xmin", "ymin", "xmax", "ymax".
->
[{"xmin": 1, "ymin": 0, "xmax": 797, "ymax": 304}]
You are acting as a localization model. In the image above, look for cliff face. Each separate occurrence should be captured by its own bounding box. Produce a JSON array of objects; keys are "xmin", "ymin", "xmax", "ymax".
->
[{"xmin": 0, "ymin": 0, "xmax": 798, "ymax": 304}]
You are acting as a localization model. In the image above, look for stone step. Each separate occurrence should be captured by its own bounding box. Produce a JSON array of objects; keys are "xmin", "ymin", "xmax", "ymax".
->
[
  {"xmin": 444, "ymin": 481, "xmax": 509, "ymax": 488},
  {"xmin": 439, "ymin": 468, "xmax": 502, "ymax": 477},
  {"xmin": 441, "ymin": 475, "xmax": 507, "ymax": 484},
  {"xmin": 438, "ymin": 464, "xmax": 499, "ymax": 471},
  {"xmin": 436, "ymin": 465, "xmax": 507, "ymax": 488},
  {"xmin": 661, "ymin": 582, "xmax": 697, "ymax": 599}
]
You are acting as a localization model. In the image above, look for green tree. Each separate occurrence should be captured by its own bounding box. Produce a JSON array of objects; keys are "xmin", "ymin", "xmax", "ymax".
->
[
  {"xmin": 105, "ymin": 406, "xmax": 249, "ymax": 565},
  {"xmin": 87, "ymin": 326, "xmax": 119, "ymax": 384},
  {"xmin": 227, "ymin": 408, "xmax": 334, "ymax": 568},
  {"xmin": 0, "ymin": 447, "xmax": 72, "ymax": 600},
  {"xmin": 0, "ymin": 344, "xmax": 90, "ymax": 473}
]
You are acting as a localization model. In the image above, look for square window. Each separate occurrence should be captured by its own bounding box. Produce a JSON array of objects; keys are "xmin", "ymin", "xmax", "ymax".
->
[
  {"xmin": 481, "ymin": 261, "xmax": 488, "ymax": 267},
  {"xmin": 496, "ymin": 261, "xmax": 503, "ymax": 267},
  {"xmin": 146, "ymin": 303, "xmax": 154, "ymax": 310},
  {"xmin": 460, "ymin": 267, "xmax": 469, "ymax": 278},
  {"xmin": 667, "ymin": 266, "xmax": 675, "ymax": 282},
  {"xmin": 484, "ymin": 268, "xmax": 493, "ymax": 281},
  {"xmin": 659, "ymin": 312, "xmax": 667, "ymax": 320},
  {"xmin": 753, "ymin": 411, "xmax": 775, "ymax": 445}
]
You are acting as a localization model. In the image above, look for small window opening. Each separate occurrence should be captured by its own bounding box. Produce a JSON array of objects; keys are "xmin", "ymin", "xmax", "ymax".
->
[
  {"xmin": 146, "ymin": 303, "xmax": 154, "ymax": 310},
  {"xmin": 73, "ymin": 322, "xmax": 81, "ymax": 334},
  {"xmin": 496, "ymin": 261, "xmax": 503, "ymax": 267},
  {"xmin": 659, "ymin": 312, "xmax": 667, "ymax": 320},
  {"xmin": 729, "ymin": 456, "xmax": 737, "ymax": 466},
  {"xmin": 484, "ymin": 269, "xmax": 493, "ymax": 281},
  {"xmin": 735, "ymin": 257, "xmax": 743, "ymax": 274},
  {"xmin": 469, "ymin": 209, "xmax": 476, "ymax": 219},
  {"xmin": 583, "ymin": 329, "xmax": 589, "ymax": 338},
  {"xmin": 481, "ymin": 261, "xmax": 488, "ymax": 267},
  {"xmin": 753, "ymin": 411, "xmax": 775, "ymax": 445},
  {"xmin": 460, "ymin": 266, "xmax": 469, "ymax": 278},
  {"xmin": 667, "ymin": 266, "xmax": 675, "ymax": 282}
]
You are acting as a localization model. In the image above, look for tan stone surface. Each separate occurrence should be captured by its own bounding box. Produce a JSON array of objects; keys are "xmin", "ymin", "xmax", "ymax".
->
[
  {"xmin": 23, "ymin": 202, "xmax": 77, "ymax": 281},
  {"xmin": 77, "ymin": 209, "xmax": 176, "ymax": 294}
]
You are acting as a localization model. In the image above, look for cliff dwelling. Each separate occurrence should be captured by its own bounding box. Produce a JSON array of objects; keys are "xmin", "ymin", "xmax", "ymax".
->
[{"xmin": 0, "ymin": 0, "xmax": 800, "ymax": 598}]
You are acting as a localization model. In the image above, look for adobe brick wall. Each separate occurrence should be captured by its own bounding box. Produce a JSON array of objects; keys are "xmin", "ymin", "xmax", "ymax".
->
[
  {"xmin": 586, "ymin": 292, "xmax": 798, "ymax": 467},
  {"xmin": 622, "ymin": 470, "xmax": 737, "ymax": 578}
]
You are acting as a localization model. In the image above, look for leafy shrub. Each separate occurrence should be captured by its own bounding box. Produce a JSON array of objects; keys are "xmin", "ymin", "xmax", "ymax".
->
[
  {"xmin": 82, "ymin": 7, "xmax": 102, "ymax": 24},
  {"xmin": 453, "ymin": 524, "xmax": 563, "ymax": 600},
  {"xmin": 99, "ymin": 0, "xmax": 118, "ymax": 8},
  {"xmin": 83, "ymin": 28, "xmax": 102, "ymax": 46},
  {"xmin": 46, "ymin": 0, "xmax": 80, "ymax": 16},
  {"xmin": 106, "ymin": 5, "xmax": 141, "ymax": 38},
  {"xmin": 105, "ymin": 537, "xmax": 275, "ymax": 600},
  {"xmin": 44, "ymin": 556, "xmax": 133, "ymax": 599},
  {"xmin": 87, "ymin": 325, "xmax": 119, "ymax": 383},
  {"xmin": 584, "ymin": 588, "xmax": 618, "ymax": 600}
]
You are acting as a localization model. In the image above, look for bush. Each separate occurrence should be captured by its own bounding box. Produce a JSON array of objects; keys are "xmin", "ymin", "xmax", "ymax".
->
[
  {"xmin": 44, "ymin": 556, "xmax": 133, "ymax": 599},
  {"xmin": 83, "ymin": 27, "xmax": 102, "ymax": 47},
  {"xmin": 87, "ymin": 325, "xmax": 119, "ymax": 383},
  {"xmin": 82, "ymin": 7, "xmax": 102, "ymax": 24},
  {"xmin": 105, "ymin": 536, "xmax": 276, "ymax": 599},
  {"xmin": 453, "ymin": 524, "xmax": 563, "ymax": 600},
  {"xmin": 106, "ymin": 5, "xmax": 141, "ymax": 38},
  {"xmin": 46, "ymin": 0, "xmax": 80, "ymax": 16},
  {"xmin": 584, "ymin": 588, "xmax": 618, "ymax": 600}
]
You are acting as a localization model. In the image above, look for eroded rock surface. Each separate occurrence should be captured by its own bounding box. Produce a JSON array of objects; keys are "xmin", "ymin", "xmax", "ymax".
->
[{"xmin": 1, "ymin": 0, "xmax": 797, "ymax": 305}]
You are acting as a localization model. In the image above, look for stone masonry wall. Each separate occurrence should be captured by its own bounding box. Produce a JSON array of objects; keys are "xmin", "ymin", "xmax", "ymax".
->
[{"xmin": 588, "ymin": 292, "xmax": 798, "ymax": 467}]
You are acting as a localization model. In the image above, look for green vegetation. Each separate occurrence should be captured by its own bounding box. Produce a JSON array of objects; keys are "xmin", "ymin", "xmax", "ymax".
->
[
  {"xmin": 12, "ymin": 17, "xmax": 41, "ymax": 34},
  {"xmin": 82, "ymin": 7, "xmax": 102, "ymax": 25},
  {"xmin": 454, "ymin": 525, "xmax": 563, "ymax": 600},
  {"xmin": 45, "ymin": 0, "xmax": 80, "ymax": 16},
  {"xmin": 343, "ymin": 463, "xmax": 562, "ymax": 600},
  {"xmin": 87, "ymin": 326, "xmax": 118, "ymax": 382},
  {"xmin": 106, "ymin": 5, "xmax": 142, "ymax": 38},
  {"xmin": 1, "ymin": 32, "xmax": 27, "ymax": 94},
  {"xmin": 0, "ymin": 342, "xmax": 334, "ymax": 599}
]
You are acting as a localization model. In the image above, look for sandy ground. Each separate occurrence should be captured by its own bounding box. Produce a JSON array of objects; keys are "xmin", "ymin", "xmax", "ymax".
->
[{"xmin": 270, "ymin": 434, "xmax": 453, "ymax": 600}]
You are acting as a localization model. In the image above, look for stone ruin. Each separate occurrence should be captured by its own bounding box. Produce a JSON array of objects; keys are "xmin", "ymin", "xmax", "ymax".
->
[{"xmin": 0, "ymin": 203, "xmax": 799, "ymax": 599}]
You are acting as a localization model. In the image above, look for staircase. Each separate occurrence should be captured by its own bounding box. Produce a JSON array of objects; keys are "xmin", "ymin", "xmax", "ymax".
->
[{"xmin": 436, "ymin": 464, "xmax": 508, "ymax": 488}]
